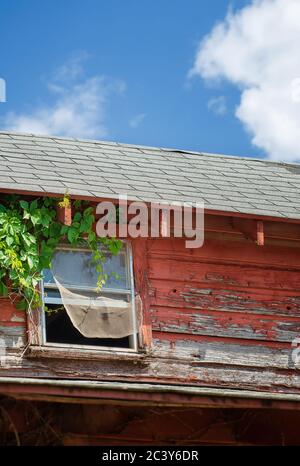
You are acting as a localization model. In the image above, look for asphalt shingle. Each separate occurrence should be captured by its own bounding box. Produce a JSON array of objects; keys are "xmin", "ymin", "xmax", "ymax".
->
[{"xmin": 0, "ymin": 131, "xmax": 299, "ymax": 220}]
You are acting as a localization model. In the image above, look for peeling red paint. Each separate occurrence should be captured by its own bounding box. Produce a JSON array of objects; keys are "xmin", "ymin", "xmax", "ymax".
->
[{"xmin": 2, "ymin": 216, "xmax": 300, "ymax": 396}]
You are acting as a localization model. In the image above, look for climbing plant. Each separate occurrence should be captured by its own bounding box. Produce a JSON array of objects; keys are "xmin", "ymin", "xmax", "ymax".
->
[{"xmin": 0, "ymin": 194, "xmax": 122, "ymax": 311}]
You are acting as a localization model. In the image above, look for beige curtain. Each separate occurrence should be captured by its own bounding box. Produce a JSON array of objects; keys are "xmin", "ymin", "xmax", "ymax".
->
[{"xmin": 53, "ymin": 277, "xmax": 136, "ymax": 339}]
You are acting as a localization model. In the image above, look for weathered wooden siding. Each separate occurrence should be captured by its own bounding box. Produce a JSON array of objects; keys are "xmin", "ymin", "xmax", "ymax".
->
[
  {"xmin": 0, "ymin": 298, "xmax": 26, "ymax": 348},
  {"xmin": 148, "ymin": 237, "xmax": 300, "ymax": 343},
  {"xmin": 1, "ymin": 217, "xmax": 300, "ymax": 396}
]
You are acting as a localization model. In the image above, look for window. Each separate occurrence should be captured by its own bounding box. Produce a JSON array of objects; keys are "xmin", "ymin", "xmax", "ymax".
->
[{"xmin": 41, "ymin": 242, "xmax": 138, "ymax": 352}]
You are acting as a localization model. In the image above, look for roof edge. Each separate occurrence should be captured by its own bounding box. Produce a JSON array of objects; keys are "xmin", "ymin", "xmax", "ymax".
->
[{"xmin": 1, "ymin": 130, "xmax": 299, "ymax": 168}]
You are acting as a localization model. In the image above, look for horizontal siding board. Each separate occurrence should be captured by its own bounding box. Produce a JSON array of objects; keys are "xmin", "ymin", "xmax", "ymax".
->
[
  {"xmin": 150, "ymin": 306, "xmax": 300, "ymax": 342},
  {"xmin": 147, "ymin": 238, "xmax": 300, "ymax": 348},
  {"xmin": 0, "ymin": 298, "xmax": 26, "ymax": 349},
  {"xmin": 0, "ymin": 325, "xmax": 26, "ymax": 348},
  {"xmin": 148, "ymin": 279, "xmax": 300, "ymax": 318},
  {"xmin": 148, "ymin": 239, "xmax": 300, "ymax": 268},
  {"xmin": 1, "ymin": 233, "xmax": 300, "ymax": 396},
  {"xmin": 151, "ymin": 336, "xmax": 292, "ymax": 369},
  {"xmin": 148, "ymin": 258, "xmax": 300, "ymax": 292},
  {"xmin": 1, "ymin": 352, "xmax": 300, "ymax": 394},
  {"xmin": 0, "ymin": 299, "xmax": 26, "ymax": 323}
]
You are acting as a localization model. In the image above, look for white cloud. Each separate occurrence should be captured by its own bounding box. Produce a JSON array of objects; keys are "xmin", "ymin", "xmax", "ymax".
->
[
  {"xmin": 0, "ymin": 78, "xmax": 6, "ymax": 103},
  {"xmin": 3, "ymin": 55, "xmax": 125, "ymax": 139},
  {"xmin": 129, "ymin": 113, "xmax": 147, "ymax": 128},
  {"xmin": 189, "ymin": 0, "xmax": 300, "ymax": 162},
  {"xmin": 207, "ymin": 96, "xmax": 227, "ymax": 116},
  {"xmin": 51, "ymin": 51, "xmax": 89, "ymax": 82},
  {"xmin": 129, "ymin": 112, "xmax": 147, "ymax": 128}
]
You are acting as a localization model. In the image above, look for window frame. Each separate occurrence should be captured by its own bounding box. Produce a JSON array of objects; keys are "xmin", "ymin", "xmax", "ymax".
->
[{"xmin": 39, "ymin": 241, "xmax": 138, "ymax": 353}]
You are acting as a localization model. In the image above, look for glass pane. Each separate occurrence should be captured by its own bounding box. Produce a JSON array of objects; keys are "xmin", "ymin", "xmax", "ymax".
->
[
  {"xmin": 50, "ymin": 249, "xmax": 98, "ymax": 287},
  {"xmin": 44, "ymin": 288, "xmax": 130, "ymax": 301},
  {"xmin": 44, "ymin": 248, "xmax": 128, "ymax": 289},
  {"xmin": 44, "ymin": 288, "xmax": 61, "ymax": 300},
  {"xmin": 104, "ymin": 252, "xmax": 128, "ymax": 289},
  {"xmin": 43, "ymin": 268, "xmax": 54, "ymax": 284}
]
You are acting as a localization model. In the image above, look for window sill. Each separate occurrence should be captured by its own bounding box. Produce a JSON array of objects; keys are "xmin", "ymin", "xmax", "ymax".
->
[{"xmin": 26, "ymin": 345, "xmax": 147, "ymax": 362}]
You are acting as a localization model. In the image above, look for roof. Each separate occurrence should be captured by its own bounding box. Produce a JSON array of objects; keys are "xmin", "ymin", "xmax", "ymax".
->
[{"xmin": 0, "ymin": 130, "xmax": 299, "ymax": 220}]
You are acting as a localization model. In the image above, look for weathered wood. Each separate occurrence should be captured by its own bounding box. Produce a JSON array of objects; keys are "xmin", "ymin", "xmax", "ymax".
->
[
  {"xmin": 56, "ymin": 204, "xmax": 72, "ymax": 226},
  {"xmin": 150, "ymin": 306, "xmax": 300, "ymax": 342},
  {"xmin": 0, "ymin": 298, "xmax": 26, "ymax": 349},
  {"xmin": 27, "ymin": 306, "xmax": 43, "ymax": 347},
  {"xmin": 1, "ymin": 220, "xmax": 300, "ymax": 398},
  {"xmin": 151, "ymin": 336, "xmax": 292, "ymax": 369},
  {"xmin": 0, "ymin": 298, "xmax": 25, "ymax": 323},
  {"xmin": 257, "ymin": 220, "xmax": 264, "ymax": 246},
  {"xmin": 149, "ymin": 279, "xmax": 300, "ymax": 318},
  {"xmin": 0, "ymin": 325, "xmax": 26, "ymax": 348},
  {"xmin": 1, "ymin": 351, "xmax": 300, "ymax": 393},
  {"xmin": 27, "ymin": 345, "xmax": 146, "ymax": 361},
  {"xmin": 232, "ymin": 218, "xmax": 265, "ymax": 246},
  {"xmin": 148, "ymin": 258, "xmax": 300, "ymax": 292},
  {"xmin": 148, "ymin": 238, "xmax": 300, "ymax": 268},
  {"xmin": 131, "ymin": 238, "xmax": 153, "ymax": 348},
  {"xmin": 205, "ymin": 214, "xmax": 300, "ymax": 242},
  {"xmin": 147, "ymin": 238, "xmax": 300, "ymax": 346},
  {"xmin": 23, "ymin": 335, "xmax": 296, "ymax": 370},
  {"xmin": 263, "ymin": 220, "xmax": 300, "ymax": 241}
]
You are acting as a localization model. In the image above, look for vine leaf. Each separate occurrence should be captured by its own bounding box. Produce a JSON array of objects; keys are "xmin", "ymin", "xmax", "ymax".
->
[{"xmin": 0, "ymin": 194, "xmax": 122, "ymax": 311}]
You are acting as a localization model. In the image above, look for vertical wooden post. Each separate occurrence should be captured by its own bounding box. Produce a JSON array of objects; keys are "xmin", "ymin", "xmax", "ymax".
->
[
  {"xmin": 256, "ymin": 220, "xmax": 264, "ymax": 246},
  {"xmin": 160, "ymin": 209, "xmax": 169, "ymax": 237},
  {"xmin": 56, "ymin": 205, "xmax": 72, "ymax": 226},
  {"xmin": 131, "ymin": 238, "xmax": 152, "ymax": 350}
]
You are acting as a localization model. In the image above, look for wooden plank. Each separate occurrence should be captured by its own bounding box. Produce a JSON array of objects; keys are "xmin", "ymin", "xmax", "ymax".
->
[
  {"xmin": 131, "ymin": 238, "xmax": 152, "ymax": 348},
  {"xmin": 257, "ymin": 220, "xmax": 264, "ymax": 246},
  {"xmin": 56, "ymin": 204, "xmax": 72, "ymax": 226},
  {"xmin": 149, "ymin": 305, "xmax": 300, "ymax": 342},
  {"xmin": 1, "ymin": 352, "xmax": 300, "ymax": 393},
  {"xmin": 148, "ymin": 278, "xmax": 300, "ymax": 318},
  {"xmin": 148, "ymin": 238, "xmax": 300, "ymax": 268},
  {"xmin": 151, "ymin": 336, "xmax": 291, "ymax": 369},
  {"xmin": 168, "ymin": 213, "xmax": 300, "ymax": 242},
  {"xmin": 232, "ymin": 218, "xmax": 265, "ymax": 245},
  {"xmin": 0, "ymin": 325, "xmax": 26, "ymax": 348},
  {"xmin": 148, "ymin": 257, "xmax": 300, "ymax": 292},
  {"xmin": 262, "ymin": 220, "xmax": 300, "ymax": 241},
  {"xmin": 26, "ymin": 334, "xmax": 293, "ymax": 369},
  {"xmin": 0, "ymin": 298, "xmax": 26, "ymax": 323}
]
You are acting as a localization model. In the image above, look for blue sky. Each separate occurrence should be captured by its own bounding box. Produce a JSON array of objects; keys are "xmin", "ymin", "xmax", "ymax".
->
[{"xmin": 0, "ymin": 0, "xmax": 298, "ymax": 161}]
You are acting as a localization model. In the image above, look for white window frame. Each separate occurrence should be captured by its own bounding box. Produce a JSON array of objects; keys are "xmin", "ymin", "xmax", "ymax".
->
[{"xmin": 40, "ymin": 241, "xmax": 138, "ymax": 353}]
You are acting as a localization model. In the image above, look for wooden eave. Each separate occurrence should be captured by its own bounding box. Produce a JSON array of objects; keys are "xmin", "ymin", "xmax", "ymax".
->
[{"xmin": 1, "ymin": 377, "xmax": 300, "ymax": 411}]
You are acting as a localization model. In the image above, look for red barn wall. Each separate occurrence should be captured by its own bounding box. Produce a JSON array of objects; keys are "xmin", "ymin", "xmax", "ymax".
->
[{"xmin": 1, "ymin": 215, "xmax": 300, "ymax": 396}]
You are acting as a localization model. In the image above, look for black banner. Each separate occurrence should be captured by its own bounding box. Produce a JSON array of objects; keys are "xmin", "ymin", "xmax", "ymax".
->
[{"xmin": 0, "ymin": 445, "xmax": 294, "ymax": 464}]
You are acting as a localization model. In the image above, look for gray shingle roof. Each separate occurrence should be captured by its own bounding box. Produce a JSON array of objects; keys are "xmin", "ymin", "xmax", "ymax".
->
[{"xmin": 0, "ymin": 130, "xmax": 299, "ymax": 220}]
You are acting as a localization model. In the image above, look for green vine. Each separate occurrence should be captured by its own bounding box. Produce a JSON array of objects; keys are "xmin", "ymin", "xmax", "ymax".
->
[
  {"xmin": 0, "ymin": 194, "xmax": 122, "ymax": 311},
  {"xmin": 57, "ymin": 191, "xmax": 71, "ymax": 208}
]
